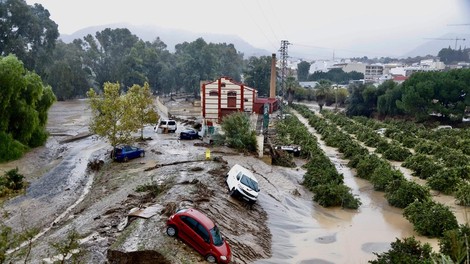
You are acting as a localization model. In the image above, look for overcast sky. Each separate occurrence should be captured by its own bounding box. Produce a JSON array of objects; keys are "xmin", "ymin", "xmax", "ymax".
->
[{"xmin": 25, "ymin": 0, "xmax": 470, "ymax": 58}]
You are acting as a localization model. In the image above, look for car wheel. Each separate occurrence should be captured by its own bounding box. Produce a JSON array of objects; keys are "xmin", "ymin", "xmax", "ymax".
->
[
  {"xmin": 229, "ymin": 188, "xmax": 236, "ymax": 197},
  {"xmin": 166, "ymin": 225, "xmax": 177, "ymax": 237},
  {"xmin": 205, "ymin": 254, "xmax": 217, "ymax": 263},
  {"xmin": 140, "ymin": 151, "xmax": 145, "ymax": 157},
  {"xmin": 123, "ymin": 157, "xmax": 128, "ymax": 162}
]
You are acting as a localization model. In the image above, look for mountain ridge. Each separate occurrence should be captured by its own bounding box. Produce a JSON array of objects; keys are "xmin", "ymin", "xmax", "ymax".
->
[{"xmin": 59, "ymin": 23, "xmax": 271, "ymax": 58}]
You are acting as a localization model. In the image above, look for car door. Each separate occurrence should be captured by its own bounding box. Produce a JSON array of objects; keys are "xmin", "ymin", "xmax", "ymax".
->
[{"xmin": 179, "ymin": 216, "xmax": 207, "ymax": 254}]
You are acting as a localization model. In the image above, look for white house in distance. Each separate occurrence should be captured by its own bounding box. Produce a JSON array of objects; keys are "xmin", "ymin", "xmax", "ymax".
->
[{"xmin": 201, "ymin": 77, "xmax": 257, "ymax": 124}]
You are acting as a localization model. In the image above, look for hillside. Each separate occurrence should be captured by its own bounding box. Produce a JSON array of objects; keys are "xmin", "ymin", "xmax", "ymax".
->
[{"xmin": 60, "ymin": 23, "xmax": 271, "ymax": 58}]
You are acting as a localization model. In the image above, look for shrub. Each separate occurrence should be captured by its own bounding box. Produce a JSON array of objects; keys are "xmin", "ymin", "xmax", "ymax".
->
[
  {"xmin": 369, "ymin": 236, "xmax": 433, "ymax": 264},
  {"xmin": 403, "ymin": 200, "xmax": 459, "ymax": 237},
  {"xmin": 370, "ymin": 165, "xmax": 404, "ymax": 191},
  {"xmin": 356, "ymin": 154, "xmax": 385, "ymax": 180},
  {"xmin": 402, "ymin": 154, "xmax": 441, "ymax": 179},
  {"xmin": 438, "ymin": 224, "xmax": 470, "ymax": 263},
  {"xmin": 454, "ymin": 182, "xmax": 470, "ymax": 206},
  {"xmin": 221, "ymin": 112, "xmax": 257, "ymax": 152},
  {"xmin": 369, "ymin": 237, "xmax": 433, "ymax": 264},
  {"xmin": 312, "ymin": 183, "xmax": 361, "ymax": 209},
  {"xmin": 0, "ymin": 132, "xmax": 27, "ymax": 162},
  {"xmin": 427, "ymin": 168, "xmax": 462, "ymax": 195},
  {"xmin": 4, "ymin": 168, "xmax": 24, "ymax": 190},
  {"xmin": 385, "ymin": 180, "xmax": 431, "ymax": 208}
]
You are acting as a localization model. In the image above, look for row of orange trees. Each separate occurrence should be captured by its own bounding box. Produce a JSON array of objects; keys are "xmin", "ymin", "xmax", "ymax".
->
[{"xmin": 292, "ymin": 104, "xmax": 469, "ymax": 262}]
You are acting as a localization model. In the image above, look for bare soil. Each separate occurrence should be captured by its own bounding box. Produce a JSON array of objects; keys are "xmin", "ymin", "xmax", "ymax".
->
[{"xmin": 0, "ymin": 99, "xmax": 272, "ymax": 264}]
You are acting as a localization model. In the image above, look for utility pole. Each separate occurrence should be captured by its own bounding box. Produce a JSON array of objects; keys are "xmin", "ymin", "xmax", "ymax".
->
[{"xmin": 279, "ymin": 40, "xmax": 290, "ymax": 98}]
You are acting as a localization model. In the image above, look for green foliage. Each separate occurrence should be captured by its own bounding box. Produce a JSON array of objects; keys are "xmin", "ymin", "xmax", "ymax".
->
[
  {"xmin": 297, "ymin": 61, "xmax": 311, "ymax": 81},
  {"xmin": 0, "ymin": 0, "xmax": 59, "ymax": 74},
  {"xmin": 397, "ymin": 70, "xmax": 470, "ymax": 122},
  {"xmin": 355, "ymin": 154, "xmax": 384, "ymax": 180},
  {"xmin": 4, "ymin": 168, "xmax": 24, "ymax": 190},
  {"xmin": 0, "ymin": 132, "xmax": 27, "ymax": 162},
  {"xmin": 308, "ymin": 68, "xmax": 364, "ymax": 84},
  {"xmin": 126, "ymin": 82, "xmax": 160, "ymax": 139},
  {"xmin": 427, "ymin": 168, "xmax": 463, "ymax": 195},
  {"xmin": 220, "ymin": 112, "xmax": 257, "ymax": 152},
  {"xmin": 455, "ymin": 182, "xmax": 470, "ymax": 206},
  {"xmin": 87, "ymin": 82, "xmax": 140, "ymax": 148},
  {"xmin": 438, "ymin": 224, "xmax": 470, "ymax": 263},
  {"xmin": 370, "ymin": 165, "xmax": 404, "ymax": 191},
  {"xmin": 312, "ymin": 183, "xmax": 361, "ymax": 209},
  {"xmin": 345, "ymin": 83, "xmax": 376, "ymax": 117},
  {"xmin": 49, "ymin": 229, "xmax": 82, "ymax": 264},
  {"xmin": 385, "ymin": 180, "xmax": 431, "ymax": 208},
  {"xmin": 369, "ymin": 236, "xmax": 433, "ymax": 264},
  {"xmin": 0, "ymin": 224, "xmax": 17, "ymax": 264},
  {"xmin": 243, "ymin": 56, "xmax": 272, "ymax": 97},
  {"xmin": 403, "ymin": 200, "xmax": 459, "ymax": 237},
  {"xmin": 0, "ymin": 55, "xmax": 55, "ymax": 161},
  {"xmin": 402, "ymin": 154, "xmax": 442, "ymax": 179},
  {"xmin": 438, "ymin": 47, "xmax": 470, "ymax": 64},
  {"xmin": 0, "ymin": 168, "xmax": 25, "ymax": 197}
]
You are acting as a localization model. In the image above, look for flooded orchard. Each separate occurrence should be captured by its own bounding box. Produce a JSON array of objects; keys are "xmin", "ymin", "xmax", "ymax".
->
[{"xmin": 0, "ymin": 99, "xmax": 467, "ymax": 263}]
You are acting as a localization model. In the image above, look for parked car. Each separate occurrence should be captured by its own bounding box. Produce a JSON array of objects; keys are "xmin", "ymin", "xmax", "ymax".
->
[
  {"xmin": 226, "ymin": 164, "xmax": 260, "ymax": 204},
  {"xmin": 158, "ymin": 119, "xmax": 177, "ymax": 133},
  {"xmin": 111, "ymin": 145, "xmax": 145, "ymax": 162},
  {"xmin": 179, "ymin": 128, "xmax": 201, "ymax": 140},
  {"xmin": 166, "ymin": 208, "xmax": 231, "ymax": 263},
  {"xmin": 274, "ymin": 145, "xmax": 301, "ymax": 157}
]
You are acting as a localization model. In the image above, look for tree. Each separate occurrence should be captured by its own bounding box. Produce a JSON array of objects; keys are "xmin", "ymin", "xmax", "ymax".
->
[
  {"xmin": 174, "ymin": 38, "xmax": 217, "ymax": 96},
  {"xmin": 314, "ymin": 81, "xmax": 331, "ymax": 111},
  {"xmin": 49, "ymin": 229, "xmax": 82, "ymax": 264},
  {"xmin": 285, "ymin": 76, "xmax": 298, "ymax": 105},
  {"xmin": 0, "ymin": 54, "xmax": 55, "ymax": 161},
  {"xmin": 369, "ymin": 236, "xmax": 433, "ymax": 264},
  {"xmin": 243, "ymin": 56, "xmax": 272, "ymax": 97},
  {"xmin": 220, "ymin": 112, "xmax": 257, "ymax": 152},
  {"xmin": 297, "ymin": 61, "xmax": 310, "ymax": 81},
  {"xmin": 80, "ymin": 28, "xmax": 140, "ymax": 89},
  {"xmin": 403, "ymin": 200, "xmax": 459, "ymax": 237},
  {"xmin": 126, "ymin": 82, "xmax": 159, "ymax": 140},
  {"xmin": 346, "ymin": 83, "xmax": 376, "ymax": 117},
  {"xmin": 87, "ymin": 82, "xmax": 137, "ymax": 149},
  {"xmin": 397, "ymin": 70, "xmax": 470, "ymax": 122},
  {"xmin": 0, "ymin": 0, "xmax": 59, "ymax": 74},
  {"xmin": 44, "ymin": 40, "xmax": 91, "ymax": 100}
]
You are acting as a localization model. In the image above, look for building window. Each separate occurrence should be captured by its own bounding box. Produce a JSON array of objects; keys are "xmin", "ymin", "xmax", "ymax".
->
[
  {"xmin": 209, "ymin": 90, "xmax": 218, "ymax": 96},
  {"xmin": 221, "ymin": 82, "xmax": 226, "ymax": 87},
  {"xmin": 244, "ymin": 98, "xmax": 249, "ymax": 102},
  {"xmin": 227, "ymin": 91, "xmax": 236, "ymax": 107}
]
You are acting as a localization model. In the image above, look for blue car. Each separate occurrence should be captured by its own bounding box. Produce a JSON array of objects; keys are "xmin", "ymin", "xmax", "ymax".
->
[
  {"xmin": 179, "ymin": 128, "xmax": 201, "ymax": 140},
  {"xmin": 112, "ymin": 145, "xmax": 145, "ymax": 162}
]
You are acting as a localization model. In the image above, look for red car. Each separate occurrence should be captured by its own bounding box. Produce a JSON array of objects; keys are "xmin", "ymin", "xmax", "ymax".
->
[{"xmin": 166, "ymin": 208, "xmax": 231, "ymax": 263}]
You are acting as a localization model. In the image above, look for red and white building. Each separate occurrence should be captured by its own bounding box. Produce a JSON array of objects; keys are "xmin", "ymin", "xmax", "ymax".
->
[
  {"xmin": 201, "ymin": 76, "xmax": 279, "ymax": 124},
  {"xmin": 201, "ymin": 77, "xmax": 256, "ymax": 124}
]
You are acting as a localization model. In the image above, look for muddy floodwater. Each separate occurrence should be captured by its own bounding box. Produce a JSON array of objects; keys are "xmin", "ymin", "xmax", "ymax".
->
[{"xmin": 1, "ymin": 99, "xmax": 468, "ymax": 263}]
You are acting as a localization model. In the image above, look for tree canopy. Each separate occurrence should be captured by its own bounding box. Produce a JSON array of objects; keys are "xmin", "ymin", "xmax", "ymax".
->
[
  {"xmin": 0, "ymin": 0, "xmax": 59, "ymax": 74},
  {"xmin": 0, "ymin": 54, "xmax": 55, "ymax": 161},
  {"xmin": 87, "ymin": 82, "xmax": 159, "ymax": 148}
]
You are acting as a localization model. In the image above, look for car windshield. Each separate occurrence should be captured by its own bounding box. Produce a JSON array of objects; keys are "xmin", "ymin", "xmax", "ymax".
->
[
  {"xmin": 240, "ymin": 174, "xmax": 259, "ymax": 192},
  {"xmin": 210, "ymin": 225, "xmax": 223, "ymax": 246}
]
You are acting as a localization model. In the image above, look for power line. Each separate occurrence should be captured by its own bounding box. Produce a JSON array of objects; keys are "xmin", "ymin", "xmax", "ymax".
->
[{"xmin": 239, "ymin": 0, "xmax": 278, "ymax": 51}]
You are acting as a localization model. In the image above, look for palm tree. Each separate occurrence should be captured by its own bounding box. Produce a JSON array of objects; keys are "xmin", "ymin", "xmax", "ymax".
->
[{"xmin": 315, "ymin": 81, "xmax": 332, "ymax": 111}]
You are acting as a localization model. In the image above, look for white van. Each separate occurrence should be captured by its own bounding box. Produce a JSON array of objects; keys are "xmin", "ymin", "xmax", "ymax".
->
[
  {"xmin": 226, "ymin": 164, "xmax": 260, "ymax": 204},
  {"xmin": 158, "ymin": 119, "xmax": 177, "ymax": 133}
]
